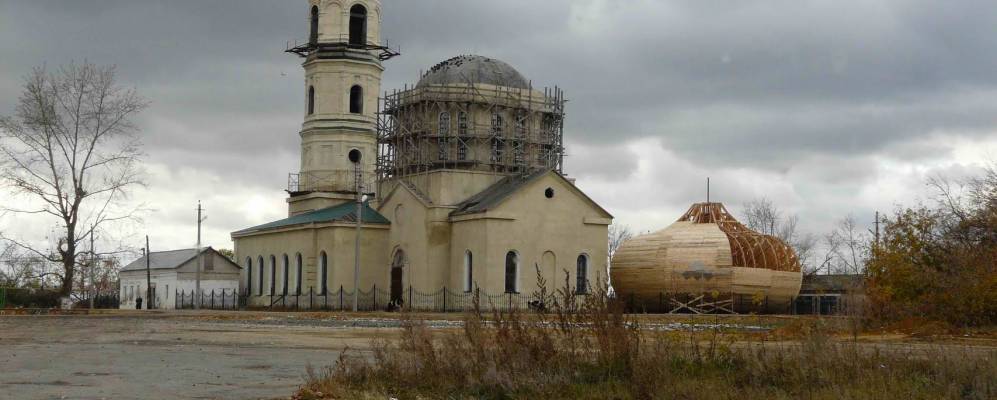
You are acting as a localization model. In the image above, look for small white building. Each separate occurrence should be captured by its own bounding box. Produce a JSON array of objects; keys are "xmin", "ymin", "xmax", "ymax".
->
[{"xmin": 119, "ymin": 247, "xmax": 241, "ymax": 310}]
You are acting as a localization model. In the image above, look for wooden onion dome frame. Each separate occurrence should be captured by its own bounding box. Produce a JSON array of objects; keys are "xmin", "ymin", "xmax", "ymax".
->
[{"xmin": 678, "ymin": 203, "xmax": 801, "ymax": 273}]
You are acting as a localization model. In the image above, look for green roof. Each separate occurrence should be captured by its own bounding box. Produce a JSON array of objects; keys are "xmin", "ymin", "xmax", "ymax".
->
[{"xmin": 233, "ymin": 202, "xmax": 389, "ymax": 235}]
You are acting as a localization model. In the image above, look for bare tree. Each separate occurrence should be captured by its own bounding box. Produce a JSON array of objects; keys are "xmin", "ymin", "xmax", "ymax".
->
[
  {"xmin": 608, "ymin": 224, "xmax": 634, "ymax": 260},
  {"xmin": 823, "ymin": 215, "xmax": 869, "ymax": 275},
  {"xmin": 0, "ymin": 62, "xmax": 146, "ymax": 296},
  {"xmin": 740, "ymin": 197, "xmax": 819, "ymax": 273}
]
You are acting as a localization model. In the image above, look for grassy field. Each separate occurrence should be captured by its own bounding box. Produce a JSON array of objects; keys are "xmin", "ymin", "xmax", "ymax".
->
[{"xmin": 292, "ymin": 285, "xmax": 997, "ymax": 400}]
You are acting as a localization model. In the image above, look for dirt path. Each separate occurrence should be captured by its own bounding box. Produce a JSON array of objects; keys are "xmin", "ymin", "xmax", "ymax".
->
[{"xmin": 0, "ymin": 312, "xmax": 398, "ymax": 400}]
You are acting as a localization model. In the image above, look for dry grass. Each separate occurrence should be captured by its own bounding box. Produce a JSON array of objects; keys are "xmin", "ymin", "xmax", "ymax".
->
[{"xmin": 295, "ymin": 272, "xmax": 996, "ymax": 400}]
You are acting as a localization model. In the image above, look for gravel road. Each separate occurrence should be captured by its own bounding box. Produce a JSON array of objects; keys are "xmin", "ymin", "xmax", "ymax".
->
[{"xmin": 0, "ymin": 312, "xmax": 398, "ymax": 400}]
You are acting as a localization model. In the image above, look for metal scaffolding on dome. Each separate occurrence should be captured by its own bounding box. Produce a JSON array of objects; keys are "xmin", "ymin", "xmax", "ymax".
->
[{"xmin": 375, "ymin": 77, "xmax": 566, "ymax": 184}]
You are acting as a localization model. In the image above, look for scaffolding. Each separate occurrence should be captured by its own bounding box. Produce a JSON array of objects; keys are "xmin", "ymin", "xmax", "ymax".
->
[{"xmin": 376, "ymin": 80, "xmax": 566, "ymax": 187}]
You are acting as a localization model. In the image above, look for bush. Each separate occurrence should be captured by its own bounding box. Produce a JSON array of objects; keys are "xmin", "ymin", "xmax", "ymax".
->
[
  {"xmin": 3, "ymin": 288, "xmax": 62, "ymax": 308},
  {"xmin": 295, "ymin": 270, "xmax": 997, "ymax": 399}
]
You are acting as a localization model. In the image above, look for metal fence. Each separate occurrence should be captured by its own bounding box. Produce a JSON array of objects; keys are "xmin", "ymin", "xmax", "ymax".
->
[
  {"xmin": 175, "ymin": 288, "xmax": 244, "ymax": 310},
  {"xmin": 176, "ymin": 286, "xmax": 561, "ymax": 312},
  {"xmin": 172, "ymin": 286, "xmax": 840, "ymax": 316},
  {"xmin": 0, "ymin": 287, "xmax": 5, "ymax": 308}
]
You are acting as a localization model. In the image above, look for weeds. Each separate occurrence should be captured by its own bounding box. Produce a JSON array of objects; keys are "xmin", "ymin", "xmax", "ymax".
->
[{"xmin": 296, "ymin": 269, "xmax": 997, "ymax": 399}]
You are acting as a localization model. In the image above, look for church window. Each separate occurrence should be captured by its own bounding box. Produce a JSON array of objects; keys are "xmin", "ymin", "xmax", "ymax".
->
[
  {"xmin": 539, "ymin": 144, "xmax": 553, "ymax": 165},
  {"xmin": 350, "ymin": 85, "xmax": 363, "ymax": 114},
  {"xmin": 438, "ymin": 112, "xmax": 451, "ymax": 161},
  {"xmin": 282, "ymin": 254, "xmax": 290, "ymax": 296},
  {"xmin": 269, "ymin": 255, "xmax": 277, "ymax": 296},
  {"xmin": 438, "ymin": 112, "xmax": 450, "ymax": 136},
  {"xmin": 438, "ymin": 138, "xmax": 449, "ymax": 161},
  {"xmin": 491, "ymin": 113, "xmax": 503, "ymax": 136},
  {"xmin": 464, "ymin": 251, "xmax": 473, "ymax": 292},
  {"xmin": 457, "ymin": 111, "xmax": 468, "ymax": 136},
  {"xmin": 515, "ymin": 113, "xmax": 527, "ymax": 138},
  {"xmin": 246, "ymin": 257, "xmax": 253, "ymax": 295},
  {"xmin": 308, "ymin": 86, "xmax": 315, "ymax": 115},
  {"xmin": 257, "ymin": 256, "xmax": 264, "ymax": 296},
  {"xmin": 505, "ymin": 251, "xmax": 518, "ymax": 293},
  {"xmin": 490, "ymin": 138, "xmax": 504, "ymax": 164},
  {"xmin": 513, "ymin": 141, "xmax": 524, "ymax": 165},
  {"xmin": 458, "ymin": 139, "xmax": 468, "ymax": 161},
  {"xmin": 295, "ymin": 253, "xmax": 303, "ymax": 295},
  {"xmin": 349, "ymin": 4, "xmax": 367, "ymax": 46},
  {"xmin": 309, "ymin": 5, "xmax": 319, "ymax": 45},
  {"xmin": 576, "ymin": 254, "xmax": 589, "ymax": 294},
  {"xmin": 320, "ymin": 251, "xmax": 329, "ymax": 295}
]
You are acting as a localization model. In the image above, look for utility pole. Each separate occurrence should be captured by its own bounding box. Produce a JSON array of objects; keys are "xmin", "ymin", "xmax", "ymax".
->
[
  {"xmin": 354, "ymin": 165, "xmax": 362, "ymax": 312},
  {"xmin": 195, "ymin": 201, "xmax": 206, "ymax": 309},
  {"xmin": 874, "ymin": 211, "xmax": 880, "ymax": 248},
  {"xmin": 349, "ymin": 149, "xmax": 363, "ymax": 312},
  {"xmin": 89, "ymin": 224, "xmax": 95, "ymax": 310},
  {"xmin": 145, "ymin": 235, "xmax": 151, "ymax": 310}
]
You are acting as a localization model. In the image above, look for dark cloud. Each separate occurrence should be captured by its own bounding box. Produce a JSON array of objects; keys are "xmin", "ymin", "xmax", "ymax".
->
[{"xmin": 2, "ymin": 0, "xmax": 996, "ymax": 250}]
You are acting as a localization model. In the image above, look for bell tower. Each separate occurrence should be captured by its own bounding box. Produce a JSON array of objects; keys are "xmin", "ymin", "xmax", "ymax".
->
[{"xmin": 286, "ymin": 0, "xmax": 399, "ymax": 215}]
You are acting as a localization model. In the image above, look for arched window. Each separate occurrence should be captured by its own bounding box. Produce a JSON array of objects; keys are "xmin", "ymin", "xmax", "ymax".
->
[
  {"xmin": 505, "ymin": 251, "xmax": 518, "ymax": 293},
  {"xmin": 295, "ymin": 253, "xmax": 303, "ymax": 295},
  {"xmin": 439, "ymin": 112, "xmax": 451, "ymax": 136},
  {"xmin": 246, "ymin": 257, "xmax": 253, "ymax": 295},
  {"xmin": 457, "ymin": 111, "xmax": 468, "ymax": 136},
  {"xmin": 458, "ymin": 139, "xmax": 468, "ymax": 161},
  {"xmin": 309, "ymin": 5, "xmax": 319, "ymax": 45},
  {"xmin": 576, "ymin": 254, "xmax": 589, "ymax": 294},
  {"xmin": 491, "ymin": 113, "xmax": 503, "ymax": 135},
  {"xmin": 349, "ymin": 4, "xmax": 367, "ymax": 46},
  {"xmin": 282, "ymin": 254, "xmax": 290, "ymax": 295},
  {"xmin": 269, "ymin": 255, "xmax": 277, "ymax": 296},
  {"xmin": 464, "ymin": 250, "xmax": 473, "ymax": 292},
  {"xmin": 349, "ymin": 85, "xmax": 363, "ymax": 114},
  {"xmin": 257, "ymin": 256, "xmax": 264, "ymax": 296},
  {"xmin": 308, "ymin": 86, "xmax": 315, "ymax": 115},
  {"xmin": 319, "ymin": 251, "xmax": 328, "ymax": 295}
]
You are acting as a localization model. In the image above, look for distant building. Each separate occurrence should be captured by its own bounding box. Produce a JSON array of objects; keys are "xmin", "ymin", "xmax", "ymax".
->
[
  {"xmin": 119, "ymin": 247, "xmax": 241, "ymax": 310},
  {"xmin": 794, "ymin": 274, "xmax": 865, "ymax": 315}
]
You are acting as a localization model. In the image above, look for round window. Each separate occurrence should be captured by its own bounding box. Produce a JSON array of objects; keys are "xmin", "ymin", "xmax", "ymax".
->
[
  {"xmin": 348, "ymin": 149, "xmax": 362, "ymax": 163},
  {"xmin": 544, "ymin": 188, "xmax": 554, "ymax": 198}
]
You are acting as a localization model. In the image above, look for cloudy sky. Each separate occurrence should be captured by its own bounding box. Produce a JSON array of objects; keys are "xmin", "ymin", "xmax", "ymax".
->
[{"xmin": 2, "ymin": 0, "xmax": 996, "ymax": 259}]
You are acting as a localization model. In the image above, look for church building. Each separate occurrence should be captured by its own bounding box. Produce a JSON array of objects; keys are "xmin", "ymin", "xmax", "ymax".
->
[{"xmin": 231, "ymin": 0, "xmax": 612, "ymax": 309}]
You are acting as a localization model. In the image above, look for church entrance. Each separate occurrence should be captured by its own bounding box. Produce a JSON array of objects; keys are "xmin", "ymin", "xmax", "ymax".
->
[{"xmin": 390, "ymin": 250, "xmax": 405, "ymax": 309}]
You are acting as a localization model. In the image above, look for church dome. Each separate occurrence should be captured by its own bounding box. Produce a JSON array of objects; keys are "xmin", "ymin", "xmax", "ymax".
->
[
  {"xmin": 610, "ymin": 202, "xmax": 803, "ymax": 313},
  {"xmin": 416, "ymin": 55, "xmax": 530, "ymax": 89}
]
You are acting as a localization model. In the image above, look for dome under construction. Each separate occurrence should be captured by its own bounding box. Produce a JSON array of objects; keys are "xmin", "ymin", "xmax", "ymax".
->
[
  {"xmin": 416, "ymin": 55, "xmax": 530, "ymax": 89},
  {"xmin": 610, "ymin": 202, "xmax": 803, "ymax": 313}
]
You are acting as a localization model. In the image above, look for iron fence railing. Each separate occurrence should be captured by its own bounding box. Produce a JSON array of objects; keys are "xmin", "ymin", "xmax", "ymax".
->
[
  {"xmin": 172, "ymin": 286, "xmax": 829, "ymax": 315},
  {"xmin": 175, "ymin": 286, "xmax": 572, "ymax": 313}
]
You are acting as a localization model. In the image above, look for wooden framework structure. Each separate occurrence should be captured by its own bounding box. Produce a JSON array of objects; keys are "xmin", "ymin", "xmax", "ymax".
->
[
  {"xmin": 677, "ymin": 203, "xmax": 801, "ymax": 272},
  {"xmin": 611, "ymin": 202, "xmax": 803, "ymax": 314}
]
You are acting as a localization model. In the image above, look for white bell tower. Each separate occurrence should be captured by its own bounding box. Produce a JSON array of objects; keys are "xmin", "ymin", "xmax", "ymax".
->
[{"xmin": 286, "ymin": 0, "xmax": 399, "ymax": 215}]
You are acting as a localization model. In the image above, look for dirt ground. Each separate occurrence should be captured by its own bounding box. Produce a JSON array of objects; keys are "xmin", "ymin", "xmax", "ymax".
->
[
  {"xmin": 1, "ymin": 311, "xmax": 994, "ymax": 400},
  {"xmin": 0, "ymin": 311, "xmax": 406, "ymax": 400}
]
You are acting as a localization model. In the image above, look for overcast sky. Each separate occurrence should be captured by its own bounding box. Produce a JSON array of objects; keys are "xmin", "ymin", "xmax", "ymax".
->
[{"xmin": 2, "ymin": 0, "xmax": 996, "ymax": 259}]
